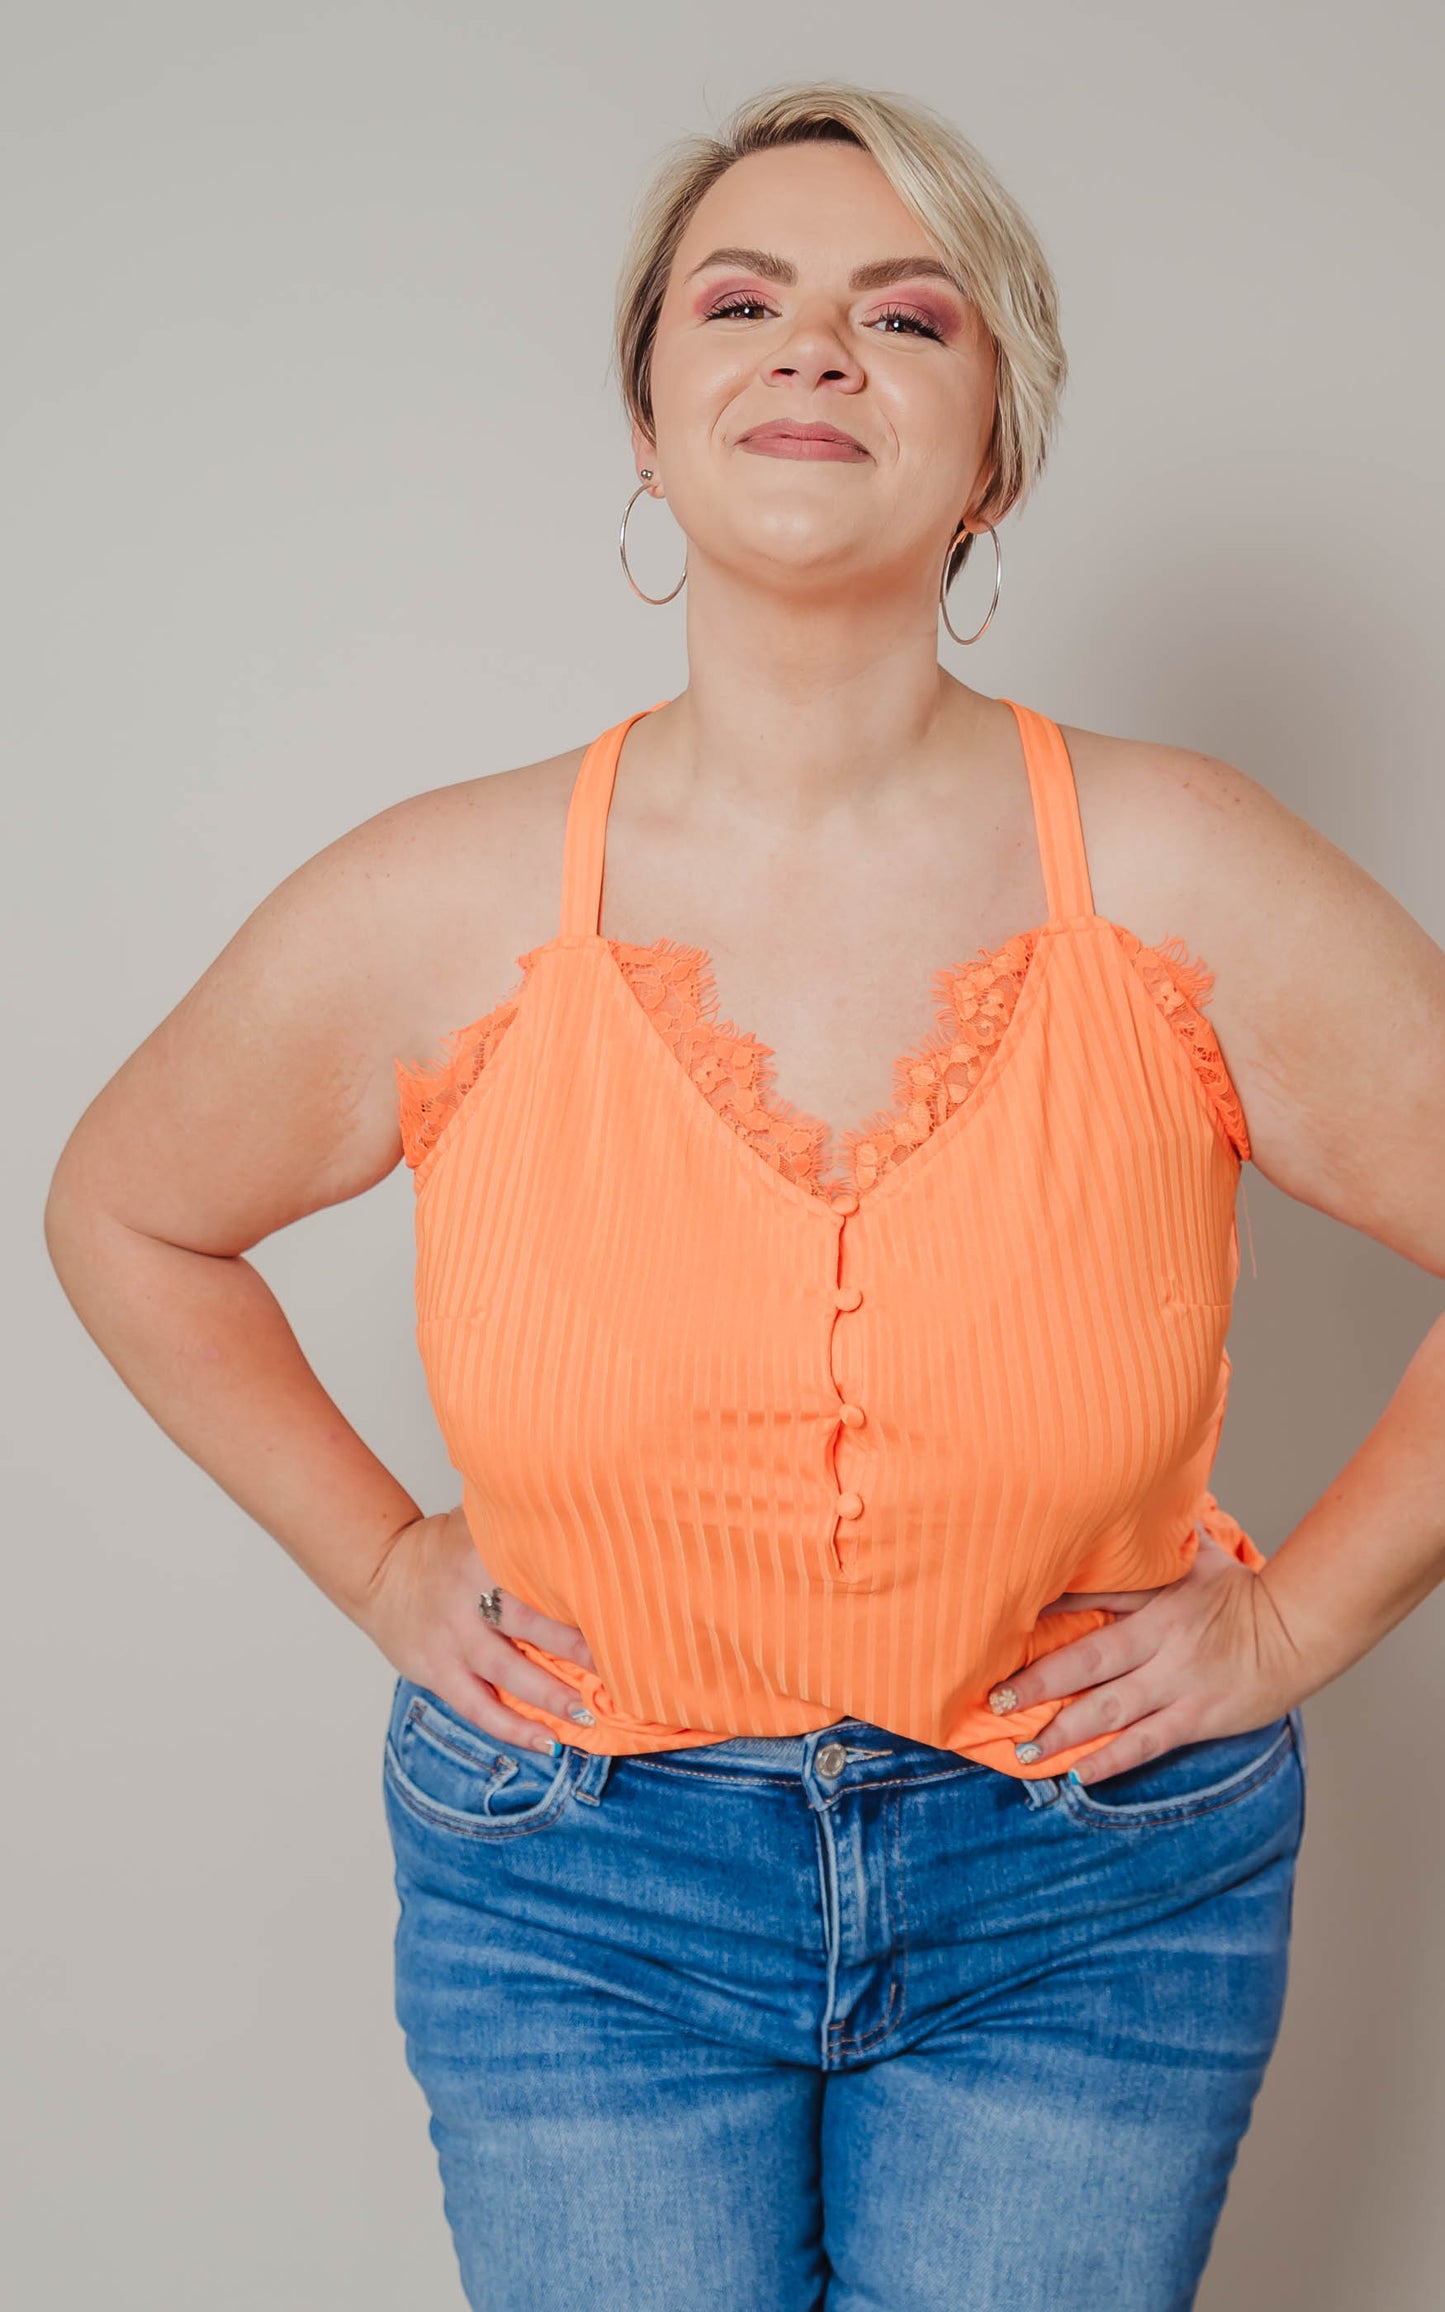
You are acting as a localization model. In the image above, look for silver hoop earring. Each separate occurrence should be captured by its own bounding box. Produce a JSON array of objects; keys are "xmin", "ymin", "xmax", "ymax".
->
[
  {"xmin": 939, "ymin": 522, "xmax": 1002, "ymax": 646},
  {"xmin": 620, "ymin": 471, "xmax": 687, "ymax": 604}
]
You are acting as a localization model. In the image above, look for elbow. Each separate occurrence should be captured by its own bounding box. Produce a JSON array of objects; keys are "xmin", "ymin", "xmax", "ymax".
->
[
  {"xmin": 43, "ymin": 1141, "xmax": 107, "ymax": 1287},
  {"xmin": 43, "ymin": 1159, "xmax": 83, "ymax": 1285}
]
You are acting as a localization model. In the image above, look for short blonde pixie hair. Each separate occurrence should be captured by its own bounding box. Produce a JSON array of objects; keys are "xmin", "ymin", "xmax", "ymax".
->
[{"xmin": 613, "ymin": 80, "xmax": 1069, "ymax": 570}]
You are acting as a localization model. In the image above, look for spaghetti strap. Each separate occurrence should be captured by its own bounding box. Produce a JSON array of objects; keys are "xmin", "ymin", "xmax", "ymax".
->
[
  {"xmin": 559, "ymin": 701, "xmax": 669, "ymax": 938},
  {"xmin": 997, "ymin": 697, "xmax": 1096, "ymax": 922}
]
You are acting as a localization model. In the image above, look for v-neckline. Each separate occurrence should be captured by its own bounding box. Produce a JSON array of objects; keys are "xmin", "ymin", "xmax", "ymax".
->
[
  {"xmin": 558, "ymin": 694, "xmax": 1085, "ymax": 1211},
  {"xmin": 584, "ymin": 917, "xmax": 1063, "ymax": 1219},
  {"xmin": 397, "ymin": 701, "xmax": 1247, "ymax": 1201}
]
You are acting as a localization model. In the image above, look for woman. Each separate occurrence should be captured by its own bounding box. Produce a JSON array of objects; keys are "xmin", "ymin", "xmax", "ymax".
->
[{"xmin": 44, "ymin": 78, "xmax": 1445, "ymax": 2312}]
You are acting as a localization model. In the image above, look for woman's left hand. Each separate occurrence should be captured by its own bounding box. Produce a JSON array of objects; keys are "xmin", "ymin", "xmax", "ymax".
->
[{"xmin": 988, "ymin": 1526, "xmax": 1304, "ymax": 1783}]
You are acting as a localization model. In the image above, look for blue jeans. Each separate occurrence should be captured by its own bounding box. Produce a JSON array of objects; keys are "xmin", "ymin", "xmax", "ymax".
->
[{"xmin": 383, "ymin": 1677, "xmax": 1307, "ymax": 2311}]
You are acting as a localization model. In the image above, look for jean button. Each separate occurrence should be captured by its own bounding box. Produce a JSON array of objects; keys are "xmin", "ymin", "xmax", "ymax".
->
[{"xmin": 816, "ymin": 1742, "xmax": 848, "ymax": 1777}]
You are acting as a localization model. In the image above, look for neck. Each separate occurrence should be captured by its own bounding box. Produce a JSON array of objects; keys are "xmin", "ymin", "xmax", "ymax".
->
[{"xmin": 624, "ymin": 554, "xmax": 995, "ymax": 831}]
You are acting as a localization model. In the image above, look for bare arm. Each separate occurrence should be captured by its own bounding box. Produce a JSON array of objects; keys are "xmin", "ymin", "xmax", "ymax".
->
[
  {"xmin": 990, "ymin": 736, "xmax": 1445, "ymax": 1775},
  {"xmin": 1193, "ymin": 750, "xmax": 1445, "ymax": 1681},
  {"xmin": 44, "ymin": 789, "xmax": 594, "ymax": 1743}
]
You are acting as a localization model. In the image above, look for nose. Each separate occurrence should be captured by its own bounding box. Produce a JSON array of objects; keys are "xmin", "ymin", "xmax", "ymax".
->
[
  {"xmin": 769, "ymin": 361, "xmax": 852, "ymax": 387},
  {"xmin": 764, "ymin": 305, "xmax": 865, "ymax": 393}
]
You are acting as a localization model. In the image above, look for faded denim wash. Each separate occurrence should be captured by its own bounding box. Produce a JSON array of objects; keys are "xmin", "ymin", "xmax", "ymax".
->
[{"xmin": 384, "ymin": 1676, "xmax": 1307, "ymax": 2311}]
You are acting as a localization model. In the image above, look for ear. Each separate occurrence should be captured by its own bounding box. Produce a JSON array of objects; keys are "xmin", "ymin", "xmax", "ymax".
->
[
  {"xmin": 959, "ymin": 502, "xmax": 1014, "ymax": 540},
  {"xmin": 966, "ymin": 470, "xmax": 1020, "ymax": 533},
  {"xmin": 629, "ymin": 417, "xmax": 661, "ymax": 486}
]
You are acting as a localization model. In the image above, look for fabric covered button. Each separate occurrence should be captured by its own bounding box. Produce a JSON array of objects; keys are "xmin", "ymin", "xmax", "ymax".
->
[
  {"xmin": 836, "ymin": 1492, "xmax": 864, "ymax": 1519},
  {"xmin": 833, "ymin": 1285, "xmax": 863, "ymax": 1311},
  {"xmin": 830, "ymin": 1190, "xmax": 859, "ymax": 1215},
  {"xmin": 838, "ymin": 1403, "xmax": 865, "ymax": 1428}
]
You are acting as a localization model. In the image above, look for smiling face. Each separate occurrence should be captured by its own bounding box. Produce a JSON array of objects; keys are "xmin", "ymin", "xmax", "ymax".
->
[{"xmin": 636, "ymin": 140, "xmax": 1001, "ymax": 604}]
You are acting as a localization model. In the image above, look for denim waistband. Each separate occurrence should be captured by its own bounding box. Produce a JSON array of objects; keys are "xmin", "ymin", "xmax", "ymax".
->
[
  {"xmin": 641, "ymin": 1718, "xmax": 953, "ymax": 1773},
  {"xmin": 568, "ymin": 1705, "xmax": 1306, "ymax": 1814}
]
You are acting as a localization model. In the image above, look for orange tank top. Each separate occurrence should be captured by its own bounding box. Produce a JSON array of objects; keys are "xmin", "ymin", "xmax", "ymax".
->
[{"xmin": 395, "ymin": 696, "xmax": 1266, "ymax": 1781}]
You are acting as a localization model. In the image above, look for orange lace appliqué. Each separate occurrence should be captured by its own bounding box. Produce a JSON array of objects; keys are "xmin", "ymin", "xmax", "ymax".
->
[
  {"xmin": 1112, "ymin": 928, "xmax": 1251, "ymax": 1162},
  {"xmin": 394, "ymin": 951, "xmax": 540, "ymax": 1174},
  {"xmin": 839, "ymin": 931, "xmax": 1041, "ymax": 1193},
  {"xmin": 608, "ymin": 938, "xmax": 833, "ymax": 1193},
  {"xmin": 606, "ymin": 930, "xmax": 1043, "ymax": 1198},
  {"xmin": 395, "ymin": 924, "xmax": 1249, "ymax": 1186}
]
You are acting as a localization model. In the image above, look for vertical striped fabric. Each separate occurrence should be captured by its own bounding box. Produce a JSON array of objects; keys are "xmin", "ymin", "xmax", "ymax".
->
[{"xmin": 402, "ymin": 698, "xmax": 1264, "ymax": 1781}]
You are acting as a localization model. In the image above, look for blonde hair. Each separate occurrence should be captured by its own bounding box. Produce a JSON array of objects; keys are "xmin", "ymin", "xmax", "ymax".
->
[{"xmin": 612, "ymin": 80, "xmax": 1069, "ymax": 573}]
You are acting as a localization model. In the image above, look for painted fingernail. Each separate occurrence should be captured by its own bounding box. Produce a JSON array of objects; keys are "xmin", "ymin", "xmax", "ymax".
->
[
  {"xmin": 569, "ymin": 1706, "xmax": 595, "ymax": 1725},
  {"xmin": 534, "ymin": 1738, "xmax": 562, "ymax": 1755},
  {"xmin": 1015, "ymin": 1741, "xmax": 1043, "ymax": 1764},
  {"xmin": 989, "ymin": 1684, "xmax": 1020, "ymax": 1713},
  {"xmin": 1065, "ymin": 1769, "xmax": 1084, "ymax": 1785}
]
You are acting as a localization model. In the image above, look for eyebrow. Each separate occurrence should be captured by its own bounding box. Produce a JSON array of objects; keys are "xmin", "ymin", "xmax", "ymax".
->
[{"xmin": 683, "ymin": 246, "xmax": 969, "ymax": 297}]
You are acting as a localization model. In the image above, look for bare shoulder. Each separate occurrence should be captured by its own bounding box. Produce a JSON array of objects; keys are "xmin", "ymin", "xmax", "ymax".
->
[
  {"xmin": 1059, "ymin": 718, "xmax": 1321, "ymax": 930},
  {"xmin": 48, "ymin": 737, "xmax": 588, "ymax": 1255},
  {"xmin": 352, "ymin": 740, "xmax": 585, "ymax": 1008},
  {"xmin": 377, "ymin": 739, "xmax": 582, "ymax": 864},
  {"xmin": 185, "ymin": 733, "xmax": 588, "ymax": 1100},
  {"xmin": 1061, "ymin": 718, "xmax": 1445, "ymax": 1272}
]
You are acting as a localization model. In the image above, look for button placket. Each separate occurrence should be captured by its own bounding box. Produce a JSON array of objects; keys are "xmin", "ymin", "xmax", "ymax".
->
[{"xmin": 826, "ymin": 1196, "xmax": 867, "ymax": 1575}]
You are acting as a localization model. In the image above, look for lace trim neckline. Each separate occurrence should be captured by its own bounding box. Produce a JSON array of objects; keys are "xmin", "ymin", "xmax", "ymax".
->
[
  {"xmin": 606, "ymin": 930, "xmax": 1041, "ymax": 1197},
  {"xmin": 395, "ymin": 921, "xmax": 1251, "ymax": 1191}
]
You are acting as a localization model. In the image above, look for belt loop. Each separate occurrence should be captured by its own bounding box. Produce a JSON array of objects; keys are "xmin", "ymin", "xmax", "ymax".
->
[
  {"xmin": 570, "ymin": 1747, "xmax": 617, "ymax": 1806},
  {"xmin": 1019, "ymin": 1772, "xmax": 1061, "ymax": 1809}
]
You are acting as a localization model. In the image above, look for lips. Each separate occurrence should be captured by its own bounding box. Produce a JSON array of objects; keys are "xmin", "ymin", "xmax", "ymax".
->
[{"xmin": 739, "ymin": 420, "xmax": 869, "ymax": 460}]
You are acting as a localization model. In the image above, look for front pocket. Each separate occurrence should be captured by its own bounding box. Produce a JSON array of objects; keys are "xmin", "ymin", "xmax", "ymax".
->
[
  {"xmin": 1058, "ymin": 1712, "xmax": 1296, "ymax": 1828},
  {"xmin": 383, "ymin": 1680, "xmax": 576, "ymax": 1840}
]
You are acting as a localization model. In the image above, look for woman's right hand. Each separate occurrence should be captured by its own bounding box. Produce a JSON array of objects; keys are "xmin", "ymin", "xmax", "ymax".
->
[{"xmin": 361, "ymin": 1505, "xmax": 599, "ymax": 1753}]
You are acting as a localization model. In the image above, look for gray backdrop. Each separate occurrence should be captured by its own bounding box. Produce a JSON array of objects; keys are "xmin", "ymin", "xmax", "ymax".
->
[{"xmin": 6, "ymin": 3, "xmax": 1443, "ymax": 2304}]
